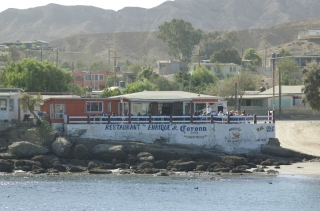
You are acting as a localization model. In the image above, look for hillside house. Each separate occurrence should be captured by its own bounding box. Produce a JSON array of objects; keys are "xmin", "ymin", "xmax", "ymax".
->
[
  {"xmin": 240, "ymin": 85, "xmax": 304, "ymax": 107},
  {"xmin": 188, "ymin": 62, "xmax": 242, "ymax": 78},
  {"xmin": 155, "ymin": 60, "xmax": 188, "ymax": 75},
  {"xmin": 73, "ymin": 71, "xmax": 113, "ymax": 90}
]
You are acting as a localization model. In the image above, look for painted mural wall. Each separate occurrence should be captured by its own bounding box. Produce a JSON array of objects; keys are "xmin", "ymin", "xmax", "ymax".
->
[{"xmin": 65, "ymin": 123, "xmax": 275, "ymax": 154}]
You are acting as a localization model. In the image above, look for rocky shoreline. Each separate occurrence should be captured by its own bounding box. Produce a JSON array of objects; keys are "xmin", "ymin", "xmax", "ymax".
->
[{"xmin": 0, "ymin": 125, "xmax": 318, "ymax": 176}]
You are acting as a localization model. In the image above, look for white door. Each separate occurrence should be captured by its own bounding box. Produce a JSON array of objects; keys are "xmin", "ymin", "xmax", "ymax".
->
[{"xmin": 0, "ymin": 99, "xmax": 7, "ymax": 120}]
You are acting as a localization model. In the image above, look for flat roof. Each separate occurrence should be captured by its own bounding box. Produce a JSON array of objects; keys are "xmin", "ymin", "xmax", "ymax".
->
[{"xmin": 108, "ymin": 91, "xmax": 223, "ymax": 102}]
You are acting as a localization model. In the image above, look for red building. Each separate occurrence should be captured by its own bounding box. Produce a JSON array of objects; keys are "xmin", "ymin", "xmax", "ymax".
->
[{"xmin": 73, "ymin": 71, "xmax": 113, "ymax": 90}]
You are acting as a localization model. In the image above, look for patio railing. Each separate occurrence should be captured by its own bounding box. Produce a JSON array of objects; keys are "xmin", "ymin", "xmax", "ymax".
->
[{"xmin": 65, "ymin": 111, "xmax": 275, "ymax": 125}]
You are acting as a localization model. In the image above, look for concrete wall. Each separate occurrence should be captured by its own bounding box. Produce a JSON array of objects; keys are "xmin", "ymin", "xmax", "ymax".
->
[{"xmin": 65, "ymin": 123, "xmax": 275, "ymax": 154}]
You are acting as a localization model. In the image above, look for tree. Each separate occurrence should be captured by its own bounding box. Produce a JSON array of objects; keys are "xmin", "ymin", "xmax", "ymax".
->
[
  {"xmin": 3, "ymin": 58, "xmax": 73, "ymax": 92},
  {"xmin": 8, "ymin": 46, "xmax": 21, "ymax": 62},
  {"xmin": 277, "ymin": 57, "xmax": 302, "ymax": 85},
  {"xmin": 75, "ymin": 60, "xmax": 87, "ymax": 70},
  {"xmin": 152, "ymin": 76, "xmax": 179, "ymax": 91},
  {"xmin": 302, "ymin": 61, "xmax": 320, "ymax": 111},
  {"xmin": 123, "ymin": 78, "xmax": 157, "ymax": 94},
  {"xmin": 105, "ymin": 75, "xmax": 124, "ymax": 87},
  {"xmin": 279, "ymin": 48, "xmax": 292, "ymax": 57},
  {"xmin": 200, "ymin": 30, "xmax": 239, "ymax": 58},
  {"xmin": 243, "ymin": 48, "xmax": 262, "ymax": 67},
  {"xmin": 90, "ymin": 61, "xmax": 111, "ymax": 72},
  {"xmin": 128, "ymin": 63, "xmax": 143, "ymax": 74},
  {"xmin": 173, "ymin": 69, "xmax": 192, "ymax": 90},
  {"xmin": 209, "ymin": 48, "xmax": 241, "ymax": 65},
  {"xmin": 190, "ymin": 66, "xmax": 219, "ymax": 93},
  {"xmin": 21, "ymin": 93, "xmax": 43, "ymax": 121},
  {"xmin": 100, "ymin": 88, "xmax": 122, "ymax": 97},
  {"xmin": 157, "ymin": 19, "xmax": 202, "ymax": 61},
  {"xmin": 137, "ymin": 67, "xmax": 159, "ymax": 81}
]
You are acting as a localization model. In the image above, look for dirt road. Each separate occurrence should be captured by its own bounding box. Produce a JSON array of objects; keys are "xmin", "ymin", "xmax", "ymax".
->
[{"xmin": 276, "ymin": 120, "xmax": 320, "ymax": 157}]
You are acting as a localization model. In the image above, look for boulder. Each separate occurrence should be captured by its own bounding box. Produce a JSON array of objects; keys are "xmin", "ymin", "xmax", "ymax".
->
[
  {"xmin": 72, "ymin": 144, "xmax": 88, "ymax": 160},
  {"xmin": 154, "ymin": 160, "xmax": 167, "ymax": 169},
  {"xmin": 90, "ymin": 144, "xmax": 126, "ymax": 162},
  {"xmin": 268, "ymin": 138, "xmax": 280, "ymax": 146},
  {"xmin": 139, "ymin": 161, "xmax": 154, "ymax": 169},
  {"xmin": 137, "ymin": 152, "xmax": 155, "ymax": 163},
  {"xmin": 8, "ymin": 141, "xmax": 49, "ymax": 158},
  {"xmin": 53, "ymin": 164, "xmax": 67, "ymax": 172},
  {"xmin": 68, "ymin": 166, "xmax": 86, "ymax": 172},
  {"xmin": 0, "ymin": 159, "xmax": 14, "ymax": 173},
  {"xmin": 14, "ymin": 160, "xmax": 42, "ymax": 169},
  {"xmin": 221, "ymin": 156, "xmax": 248, "ymax": 167},
  {"xmin": 175, "ymin": 161, "xmax": 197, "ymax": 171},
  {"xmin": 52, "ymin": 137, "xmax": 72, "ymax": 158},
  {"xmin": 31, "ymin": 154, "xmax": 59, "ymax": 169}
]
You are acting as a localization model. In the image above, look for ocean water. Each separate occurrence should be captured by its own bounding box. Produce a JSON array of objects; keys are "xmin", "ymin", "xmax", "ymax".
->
[{"xmin": 0, "ymin": 172, "xmax": 320, "ymax": 211}]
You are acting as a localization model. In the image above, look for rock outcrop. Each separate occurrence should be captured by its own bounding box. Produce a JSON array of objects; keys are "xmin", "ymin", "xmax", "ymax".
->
[{"xmin": 8, "ymin": 141, "xmax": 49, "ymax": 158}]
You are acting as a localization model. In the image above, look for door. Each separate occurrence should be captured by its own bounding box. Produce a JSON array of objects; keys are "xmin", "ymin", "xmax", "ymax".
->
[{"xmin": 0, "ymin": 99, "xmax": 7, "ymax": 120}]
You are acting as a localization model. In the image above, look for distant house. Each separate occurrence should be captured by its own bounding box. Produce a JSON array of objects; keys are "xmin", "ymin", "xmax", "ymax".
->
[
  {"xmin": 155, "ymin": 60, "xmax": 188, "ymax": 75},
  {"xmin": 73, "ymin": 71, "xmax": 113, "ymax": 91},
  {"xmin": 0, "ymin": 88, "xmax": 23, "ymax": 122},
  {"xmin": 188, "ymin": 62, "xmax": 241, "ymax": 78},
  {"xmin": 1, "ymin": 40, "xmax": 49, "ymax": 50},
  {"xmin": 298, "ymin": 30, "xmax": 320, "ymax": 40},
  {"xmin": 270, "ymin": 55, "xmax": 320, "ymax": 68},
  {"xmin": 240, "ymin": 85, "xmax": 304, "ymax": 107}
]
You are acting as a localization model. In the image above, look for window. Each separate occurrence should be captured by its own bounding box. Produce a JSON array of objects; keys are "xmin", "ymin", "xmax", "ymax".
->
[
  {"xmin": 84, "ymin": 74, "xmax": 91, "ymax": 81},
  {"xmin": 50, "ymin": 104, "xmax": 65, "ymax": 119},
  {"xmin": 86, "ymin": 101, "xmax": 103, "ymax": 112},
  {"xmin": 230, "ymin": 67, "xmax": 232, "ymax": 72},
  {"xmin": 99, "ymin": 75, "xmax": 104, "ymax": 81},
  {"xmin": 0, "ymin": 100, "xmax": 6, "ymax": 110}
]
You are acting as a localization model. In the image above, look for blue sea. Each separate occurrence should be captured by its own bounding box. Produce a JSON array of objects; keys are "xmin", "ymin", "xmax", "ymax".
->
[{"xmin": 0, "ymin": 172, "xmax": 320, "ymax": 211}]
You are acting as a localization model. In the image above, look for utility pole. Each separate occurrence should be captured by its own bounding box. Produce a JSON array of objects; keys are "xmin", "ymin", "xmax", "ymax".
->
[
  {"xmin": 193, "ymin": 48, "xmax": 203, "ymax": 68},
  {"xmin": 56, "ymin": 48, "xmax": 59, "ymax": 67},
  {"xmin": 106, "ymin": 43, "xmax": 113, "ymax": 66},
  {"xmin": 71, "ymin": 62, "xmax": 74, "ymax": 94},
  {"xmin": 272, "ymin": 53, "xmax": 276, "ymax": 111},
  {"xmin": 235, "ymin": 82, "xmax": 238, "ymax": 112},
  {"xmin": 111, "ymin": 50, "xmax": 121, "ymax": 86},
  {"xmin": 40, "ymin": 47, "xmax": 43, "ymax": 62},
  {"xmin": 264, "ymin": 39, "xmax": 267, "ymax": 67},
  {"xmin": 277, "ymin": 53, "xmax": 281, "ymax": 119}
]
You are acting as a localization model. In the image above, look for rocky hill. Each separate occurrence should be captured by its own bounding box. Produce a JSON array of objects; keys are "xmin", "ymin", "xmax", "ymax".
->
[
  {"xmin": 40, "ymin": 18, "xmax": 320, "ymax": 67},
  {"xmin": 1, "ymin": 0, "xmax": 320, "ymax": 43}
]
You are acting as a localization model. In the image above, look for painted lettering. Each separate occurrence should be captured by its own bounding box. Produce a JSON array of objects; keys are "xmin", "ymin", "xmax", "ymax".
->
[
  {"xmin": 266, "ymin": 126, "xmax": 274, "ymax": 132},
  {"xmin": 256, "ymin": 126, "xmax": 264, "ymax": 132},
  {"xmin": 180, "ymin": 125, "xmax": 207, "ymax": 133},
  {"xmin": 229, "ymin": 127, "xmax": 241, "ymax": 132},
  {"xmin": 147, "ymin": 124, "xmax": 170, "ymax": 131},
  {"xmin": 105, "ymin": 124, "xmax": 140, "ymax": 130}
]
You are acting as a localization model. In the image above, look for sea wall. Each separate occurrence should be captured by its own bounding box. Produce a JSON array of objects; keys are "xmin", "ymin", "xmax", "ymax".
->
[{"xmin": 64, "ymin": 123, "xmax": 275, "ymax": 154}]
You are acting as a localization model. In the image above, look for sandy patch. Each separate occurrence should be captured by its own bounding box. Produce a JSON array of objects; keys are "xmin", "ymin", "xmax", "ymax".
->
[{"xmin": 276, "ymin": 120, "xmax": 320, "ymax": 157}]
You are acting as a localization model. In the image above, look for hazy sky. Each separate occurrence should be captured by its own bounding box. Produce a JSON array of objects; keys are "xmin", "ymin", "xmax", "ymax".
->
[{"xmin": 0, "ymin": 0, "xmax": 171, "ymax": 13}]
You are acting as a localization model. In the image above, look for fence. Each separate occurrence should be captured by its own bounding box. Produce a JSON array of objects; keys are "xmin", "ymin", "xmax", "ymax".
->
[{"xmin": 65, "ymin": 112, "xmax": 275, "ymax": 125}]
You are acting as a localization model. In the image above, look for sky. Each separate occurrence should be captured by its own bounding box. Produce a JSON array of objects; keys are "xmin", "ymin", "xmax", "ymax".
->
[{"xmin": 0, "ymin": 0, "xmax": 171, "ymax": 13}]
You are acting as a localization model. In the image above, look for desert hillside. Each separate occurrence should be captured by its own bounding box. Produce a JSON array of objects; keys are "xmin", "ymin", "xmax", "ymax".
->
[{"xmin": 1, "ymin": 0, "xmax": 320, "ymax": 43}]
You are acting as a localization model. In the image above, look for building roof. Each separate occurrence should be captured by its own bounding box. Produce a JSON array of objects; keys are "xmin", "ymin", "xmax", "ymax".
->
[
  {"xmin": 0, "ymin": 88, "xmax": 24, "ymax": 92},
  {"xmin": 108, "ymin": 91, "xmax": 223, "ymax": 102},
  {"xmin": 260, "ymin": 85, "xmax": 304, "ymax": 95}
]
